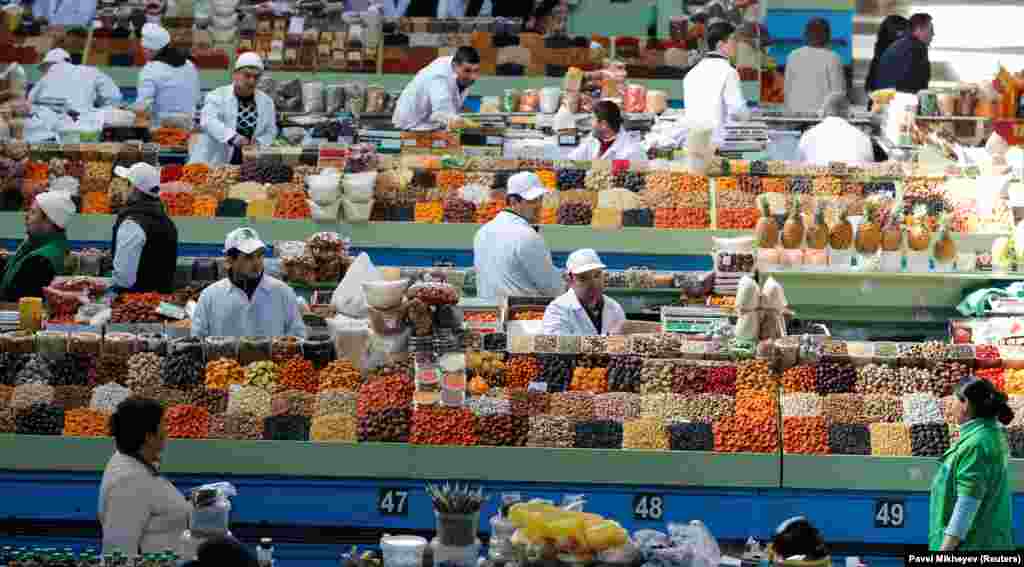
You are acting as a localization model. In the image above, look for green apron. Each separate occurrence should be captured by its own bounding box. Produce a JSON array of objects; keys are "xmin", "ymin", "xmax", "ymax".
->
[
  {"xmin": 0, "ymin": 232, "xmax": 68, "ymax": 298},
  {"xmin": 929, "ymin": 418, "xmax": 1014, "ymax": 550}
]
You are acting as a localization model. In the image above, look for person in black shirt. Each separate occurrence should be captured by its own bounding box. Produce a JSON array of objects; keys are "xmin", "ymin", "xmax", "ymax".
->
[
  {"xmin": 864, "ymin": 15, "xmax": 909, "ymax": 99},
  {"xmin": 463, "ymin": 0, "xmax": 559, "ymax": 30},
  {"xmin": 874, "ymin": 13, "xmax": 933, "ymax": 94},
  {"xmin": 110, "ymin": 163, "xmax": 179, "ymax": 294}
]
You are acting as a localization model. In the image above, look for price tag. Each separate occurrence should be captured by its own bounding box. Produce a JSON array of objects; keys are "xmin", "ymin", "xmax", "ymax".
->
[
  {"xmin": 632, "ymin": 494, "xmax": 665, "ymax": 521},
  {"xmin": 528, "ymin": 382, "xmax": 548, "ymax": 393},
  {"xmin": 486, "ymin": 136, "xmax": 503, "ymax": 146},
  {"xmin": 378, "ymin": 488, "xmax": 410, "ymax": 517},
  {"xmin": 558, "ymin": 134, "xmax": 577, "ymax": 146},
  {"xmin": 874, "ymin": 499, "xmax": 905, "ymax": 528}
]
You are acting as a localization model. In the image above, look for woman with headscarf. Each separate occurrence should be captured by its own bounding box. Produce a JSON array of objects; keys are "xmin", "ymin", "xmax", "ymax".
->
[
  {"xmin": 930, "ymin": 377, "xmax": 1015, "ymax": 551},
  {"xmin": 0, "ymin": 191, "xmax": 74, "ymax": 301},
  {"xmin": 864, "ymin": 15, "xmax": 909, "ymax": 100},
  {"xmin": 136, "ymin": 23, "xmax": 201, "ymax": 128}
]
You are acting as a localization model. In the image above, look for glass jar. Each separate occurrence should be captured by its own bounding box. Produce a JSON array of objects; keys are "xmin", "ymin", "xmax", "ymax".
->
[
  {"xmin": 136, "ymin": 333, "xmax": 167, "ymax": 355},
  {"xmin": 272, "ymin": 336, "xmax": 302, "ymax": 363},
  {"xmin": 204, "ymin": 336, "xmax": 239, "ymax": 361},
  {"xmin": 302, "ymin": 335, "xmax": 335, "ymax": 370},
  {"xmin": 238, "ymin": 336, "xmax": 271, "ymax": 366},
  {"xmin": 103, "ymin": 333, "xmax": 138, "ymax": 357}
]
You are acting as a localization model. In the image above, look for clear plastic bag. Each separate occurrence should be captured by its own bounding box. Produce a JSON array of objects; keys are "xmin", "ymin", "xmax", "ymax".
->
[{"xmin": 189, "ymin": 482, "xmax": 237, "ymax": 536}]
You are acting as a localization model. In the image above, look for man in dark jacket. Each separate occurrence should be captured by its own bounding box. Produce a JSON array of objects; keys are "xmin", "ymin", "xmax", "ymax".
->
[
  {"xmin": 874, "ymin": 13, "xmax": 933, "ymax": 94},
  {"xmin": 110, "ymin": 163, "xmax": 179, "ymax": 294},
  {"xmin": 463, "ymin": 0, "xmax": 559, "ymax": 29}
]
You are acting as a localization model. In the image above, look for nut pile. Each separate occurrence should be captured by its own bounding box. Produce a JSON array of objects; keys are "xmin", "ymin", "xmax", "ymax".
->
[
  {"xmin": 506, "ymin": 355, "xmax": 542, "ymax": 389},
  {"xmin": 782, "ymin": 393, "xmax": 822, "ymax": 417},
  {"xmin": 126, "ymin": 353, "xmax": 163, "ymax": 391},
  {"xmin": 594, "ymin": 393, "xmax": 641, "ymax": 422},
  {"xmin": 263, "ymin": 415, "xmax": 311, "ymax": 441},
  {"xmin": 902, "ymin": 393, "xmax": 943, "ymax": 425},
  {"xmin": 622, "ymin": 418, "xmax": 669, "ymax": 450},
  {"xmin": 318, "ymin": 359, "xmax": 363, "ymax": 391},
  {"xmin": 608, "ymin": 356, "xmax": 642, "ymax": 392},
  {"xmin": 14, "ymin": 355, "xmax": 53, "ymax": 385},
  {"xmin": 822, "ymin": 394, "xmax": 866, "ymax": 424},
  {"xmin": 475, "ymin": 414, "xmax": 528, "ymax": 446},
  {"xmin": 869, "ymin": 423, "xmax": 912, "ymax": 456},
  {"xmin": 783, "ymin": 416, "xmax": 829, "ymax": 454},
  {"xmin": 53, "ymin": 385, "xmax": 91, "ymax": 411},
  {"xmin": 227, "ymin": 385, "xmax": 272, "ymax": 416},
  {"xmin": 90, "ymin": 383, "xmax": 132, "ymax": 413},
  {"xmin": 829, "ymin": 424, "xmax": 870, "ymax": 455},
  {"xmin": 205, "ymin": 359, "xmax": 246, "ymax": 390},
  {"xmin": 640, "ymin": 359, "xmax": 675, "ymax": 395},
  {"xmin": 537, "ymin": 354, "xmax": 574, "ymax": 392},
  {"xmin": 11, "ymin": 383, "xmax": 54, "ymax": 410},
  {"xmin": 245, "ymin": 361, "xmax": 279, "ymax": 389},
  {"xmin": 815, "ymin": 362, "xmax": 856, "ymax": 394},
  {"xmin": 310, "ymin": 413, "xmax": 357, "ymax": 442},
  {"xmin": 187, "ymin": 388, "xmax": 229, "ymax": 415},
  {"xmin": 165, "ymin": 404, "xmax": 210, "ymax": 439},
  {"xmin": 15, "ymin": 403, "xmax": 63, "ymax": 435},
  {"xmin": 668, "ymin": 422, "xmax": 714, "ymax": 451},
  {"xmin": 63, "ymin": 408, "xmax": 110, "ymax": 437},
  {"xmin": 910, "ymin": 423, "xmax": 949, "ymax": 456},
  {"xmin": 357, "ymin": 375, "xmax": 414, "ymax": 415},
  {"xmin": 527, "ymin": 415, "xmax": 574, "ymax": 448},
  {"xmin": 782, "ymin": 365, "xmax": 816, "ymax": 393},
  {"xmin": 574, "ymin": 420, "xmax": 624, "ymax": 449},
  {"xmin": 271, "ymin": 389, "xmax": 316, "ymax": 417},
  {"xmin": 549, "ymin": 392, "xmax": 595, "ymax": 421},
  {"xmin": 278, "ymin": 357, "xmax": 319, "ymax": 394},
  {"xmin": 409, "ymin": 407, "xmax": 477, "ymax": 446},
  {"xmin": 315, "ymin": 389, "xmax": 357, "ymax": 417},
  {"xmin": 162, "ymin": 352, "xmax": 204, "ymax": 390},
  {"xmin": 557, "ymin": 202, "xmax": 592, "ymax": 225},
  {"xmin": 51, "ymin": 355, "xmax": 94, "ymax": 387},
  {"xmin": 672, "ymin": 365, "xmax": 706, "ymax": 394},
  {"xmin": 736, "ymin": 360, "xmax": 776, "ymax": 393},
  {"xmin": 856, "ymin": 364, "xmax": 899, "ymax": 394}
]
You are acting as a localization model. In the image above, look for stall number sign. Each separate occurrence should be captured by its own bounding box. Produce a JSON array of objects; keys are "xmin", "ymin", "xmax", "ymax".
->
[
  {"xmin": 378, "ymin": 488, "xmax": 410, "ymax": 516},
  {"xmin": 633, "ymin": 494, "xmax": 665, "ymax": 521},
  {"xmin": 874, "ymin": 500, "xmax": 905, "ymax": 528}
]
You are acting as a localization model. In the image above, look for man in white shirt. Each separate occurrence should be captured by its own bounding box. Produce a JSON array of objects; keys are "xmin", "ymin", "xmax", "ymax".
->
[
  {"xmin": 473, "ymin": 172, "xmax": 563, "ymax": 301},
  {"xmin": 784, "ymin": 18, "xmax": 845, "ymax": 115},
  {"xmin": 542, "ymin": 249, "xmax": 626, "ymax": 336},
  {"xmin": 29, "ymin": 48, "xmax": 122, "ymax": 113},
  {"xmin": 393, "ymin": 46, "xmax": 480, "ymax": 130},
  {"xmin": 568, "ymin": 100, "xmax": 646, "ymax": 162},
  {"xmin": 797, "ymin": 92, "xmax": 874, "ymax": 165},
  {"xmin": 683, "ymin": 22, "xmax": 750, "ymax": 144},
  {"xmin": 191, "ymin": 227, "xmax": 306, "ymax": 338}
]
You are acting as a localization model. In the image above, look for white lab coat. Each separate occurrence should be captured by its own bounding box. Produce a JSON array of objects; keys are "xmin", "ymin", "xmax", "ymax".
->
[
  {"xmin": 568, "ymin": 130, "xmax": 647, "ymax": 161},
  {"xmin": 473, "ymin": 211, "xmax": 563, "ymax": 301},
  {"xmin": 682, "ymin": 55, "xmax": 749, "ymax": 143},
  {"xmin": 35, "ymin": 0, "xmax": 97, "ymax": 26},
  {"xmin": 29, "ymin": 63, "xmax": 122, "ymax": 113},
  {"xmin": 542, "ymin": 289, "xmax": 626, "ymax": 336},
  {"xmin": 393, "ymin": 56, "xmax": 468, "ymax": 130},
  {"xmin": 189, "ymin": 85, "xmax": 278, "ymax": 165},
  {"xmin": 797, "ymin": 116, "xmax": 874, "ymax": 165},
  {"xmin": 783, "ymin": 46, "xmax": 845, "ymax": 115},
  {"xmin": 136, "ymin": 60, "xmax": 201, "ymax": 128}
]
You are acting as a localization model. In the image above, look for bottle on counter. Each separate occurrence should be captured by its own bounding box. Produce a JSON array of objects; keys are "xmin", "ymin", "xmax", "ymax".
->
[{"xmin": 257, "ymin": 538, "xmax": 274, "ymax": 567}]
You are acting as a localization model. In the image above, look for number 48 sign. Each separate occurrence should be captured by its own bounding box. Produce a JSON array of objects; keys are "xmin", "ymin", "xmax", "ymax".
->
[{"xmin": 874, "ymin": 499, "xmax": 905, "ymax": 528}]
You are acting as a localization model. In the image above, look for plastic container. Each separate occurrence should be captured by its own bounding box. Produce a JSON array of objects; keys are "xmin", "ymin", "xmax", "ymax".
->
[
  {"xmin": 362, "ymin": 279, "xmax": 410, "ymax": 310},
  {"xmin": 431, "ymin": 539, "xmax": 479, "ymax": 567},
  {"xmin": 238, "ymin": 336, "xmax": 271, "ymax": 366},
  {"xmin": 434, "ymin": 512, "xmax": 480, "ymax": 547},
  {"xmin": 381, "ymin": 535, "xmax": 428, "ymax": 567},
  {"xmin": 540, "ymin": 87, "xmax": 561, "ymax": 114}
]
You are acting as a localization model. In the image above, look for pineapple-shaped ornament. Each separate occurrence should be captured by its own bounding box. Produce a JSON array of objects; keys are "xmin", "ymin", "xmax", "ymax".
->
[
  {"xmin": 829, "ymin": 204, "xmax": 854, "ymax": 271},
  {"xmin": 755, "ymin": 194, "xmax": 779, "ymax": 249},
  {"xmin": 855, "ymin": 197, "xmax": 881, "ymax": 255},
  {"xmin": 782, "ymin": 195, "xmax": 805, "ymax": 249},
  {"xmin": 933, "ymin": 213, "xmax": 957, "ymax": 270},
  {"xmin": 907, "ymin": 204, "xmax": 932, "ymax": 272},
  {"xmin": 880, "ymin": 204, "xmax": 904, "ymax": 271}
]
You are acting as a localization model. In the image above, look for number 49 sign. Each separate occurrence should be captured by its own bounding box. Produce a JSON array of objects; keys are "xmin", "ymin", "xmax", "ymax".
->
[{"xmin": 874, "ymin": 499, "xmax": 905, "ymax": 528}]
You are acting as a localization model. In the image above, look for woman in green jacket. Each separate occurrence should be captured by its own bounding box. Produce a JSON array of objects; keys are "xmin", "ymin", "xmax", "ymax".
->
[{"xmin": 930, "ymin": 377, "xmax": 1015, "ymax": 551}]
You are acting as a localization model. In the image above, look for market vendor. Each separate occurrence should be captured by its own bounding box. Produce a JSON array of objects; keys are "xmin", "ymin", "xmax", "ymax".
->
[
  {"xmin": 797, "ymin": 93, "xmax": 873, "ymax": 165},
  {"xmin": 33, "ymin": 0, "xmax": 97, "ymax": 27},
  {"xmin": 189, "ymin": 53, "xmax": 277, "ymax": 166},
  {"xmin": 473, "ymin": 172, "xmax": 563, "ymax": 301},
  {"xmin": 191, "ymin": 227, "xmax": 306, "ymax": 338},
  {"xmin": 0, "ymin": 191, "xmax": 74, "ymax": 301},
  {"xmin": 568, "ymin": 100, "xmax": 646, "ymax": 162},
  {"xmin": 929, "ymin": 376, "xmax": 1014, "ymax": 551},
  {"xmin": 542, "ymin": 249, "xmax": 625, "ymax": 336},
  {"xmin": 783, "ymin": 18, "xmax": 845, "ymax": 116},
  {"xmin": 110, "ymin": 163, "xmax": 179, "ymax": 294},
  {"xmin": 770, "ymin": 517, "xmax": 830, "ymax": 565},
  {"xmin": 682, "ymin": 22, "xmax": 750, "ymax": 143},
  {"xmin": 393, "ymin": 47, "xmax": 481, "ymax": 131},
  {"xmin": 136, "ymin": 23, "xmax": 201, "ymax": 128},
  {"xmin": 28, "ymin": 49, "xmax": 122, "ymax": 114}
]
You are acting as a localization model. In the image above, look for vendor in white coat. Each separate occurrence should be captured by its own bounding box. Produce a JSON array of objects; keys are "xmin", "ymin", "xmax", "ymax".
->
[
  {"xmin": 682, "ymin": 22, "xmax": 750, "ymax": 144},
  {"xmin": 542, "ymin": 249, "xmax": 626, "ymax": 336},
  {"xmin": 136, "ymin": 23, "xmax": 201, "ymax": 128},
  {"xmin": 797, "ymin": 93, "xmax": 873, "ymax": 165},
  {"xmin": 189, "ymin": 52, "xmax": 277, "ymax": 166},
  {"xmin": 473, "ymin": 172, "xmax": 563, "ymax": 301},
  {"xmin": 393, "ymin": 47, "xmax": 481, "ymax": 130},
  {"xmin": 568, "ymin": 100, "xmax": 646, "ymax": 162},
  {"xmin": 29, "ymin": 48, "xmax": 122, "ymax": 113},
  {"xmin": 34, "ymin": 0, "xmax": 97, "ymax": 27},
  {"xmin": 191, "ymin": 228, "xmax": 306, "ymax": 338}
]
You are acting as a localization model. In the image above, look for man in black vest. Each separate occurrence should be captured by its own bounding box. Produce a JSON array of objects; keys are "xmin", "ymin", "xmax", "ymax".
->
[{"xmin": 110, "ymin": 163, "xmax": 179, "ymax": 294}]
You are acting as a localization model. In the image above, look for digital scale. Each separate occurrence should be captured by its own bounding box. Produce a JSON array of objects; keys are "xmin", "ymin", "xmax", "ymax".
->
[{"xmin": 659, "ymin": 306, "xmax": 732, "ymax": 338}]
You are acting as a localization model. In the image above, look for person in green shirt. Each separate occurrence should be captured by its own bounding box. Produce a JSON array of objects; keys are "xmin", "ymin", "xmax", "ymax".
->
[
  {"xmin": 0, "ymin": 191, "xmax": 75, "ymax": 302},
  {"xmin": 929, "ymin": 376, "xmax": 1015, "ymax": 551}
]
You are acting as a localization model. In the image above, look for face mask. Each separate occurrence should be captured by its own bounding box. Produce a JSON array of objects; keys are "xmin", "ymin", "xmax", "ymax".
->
[{"xmin": 230, "ymin": 268, "xmax": 263, "ymax": 289}]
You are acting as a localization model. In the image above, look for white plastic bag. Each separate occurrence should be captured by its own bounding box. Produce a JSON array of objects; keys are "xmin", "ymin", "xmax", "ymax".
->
[
  {"xmin": 734, "ymin": 276, "xmax": 761, "ymax": 341},
  {"xmin": 190, "ymin": 482, "xmax": 237, "ymax": 535},
  {"xmin": 659, "ymin": 521, "xmax": 720, "ymax": 567},
  {"xmin": 342, "ymin": 171, "xmax": 378, "ymax": 203},
  {"xmin": 331, "ymin": 252, "xmax": 381, "ymax": 318}
]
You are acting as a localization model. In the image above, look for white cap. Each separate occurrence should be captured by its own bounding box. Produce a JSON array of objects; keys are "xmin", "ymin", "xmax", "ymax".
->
[
  {"xmin": 235, "ymin": 52, "xmax": 264, "ymax": 71},
  {"xmin": 35, "ymin": 191, "xmax": 76, "ymax": 229},
  {"xmin": 224, "ymin": 227, "xmax": 267, "ymax": 255},
  {"xmin": 141, "ymin": 23, "xmax": 171, "ymax": 51},
  {"xmin": 506, "ymin": 172, "xmax": 549, "ymax": 201},
  {"xmin": 42, "ymin": 48, "xmax": 70, "ymax": 64},
  {"xmin": 114, "ymin": 163, "xmax": 161, "ymax": 197},
  {"xmin": 566, "ymin": 248, "xmax": 606, "ymax": 275}
]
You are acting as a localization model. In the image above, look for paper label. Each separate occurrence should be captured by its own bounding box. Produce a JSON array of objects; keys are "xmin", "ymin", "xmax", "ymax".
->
[{"xmin": 527, "ymin": 382, "xmax": 548, "ymax": 393}]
